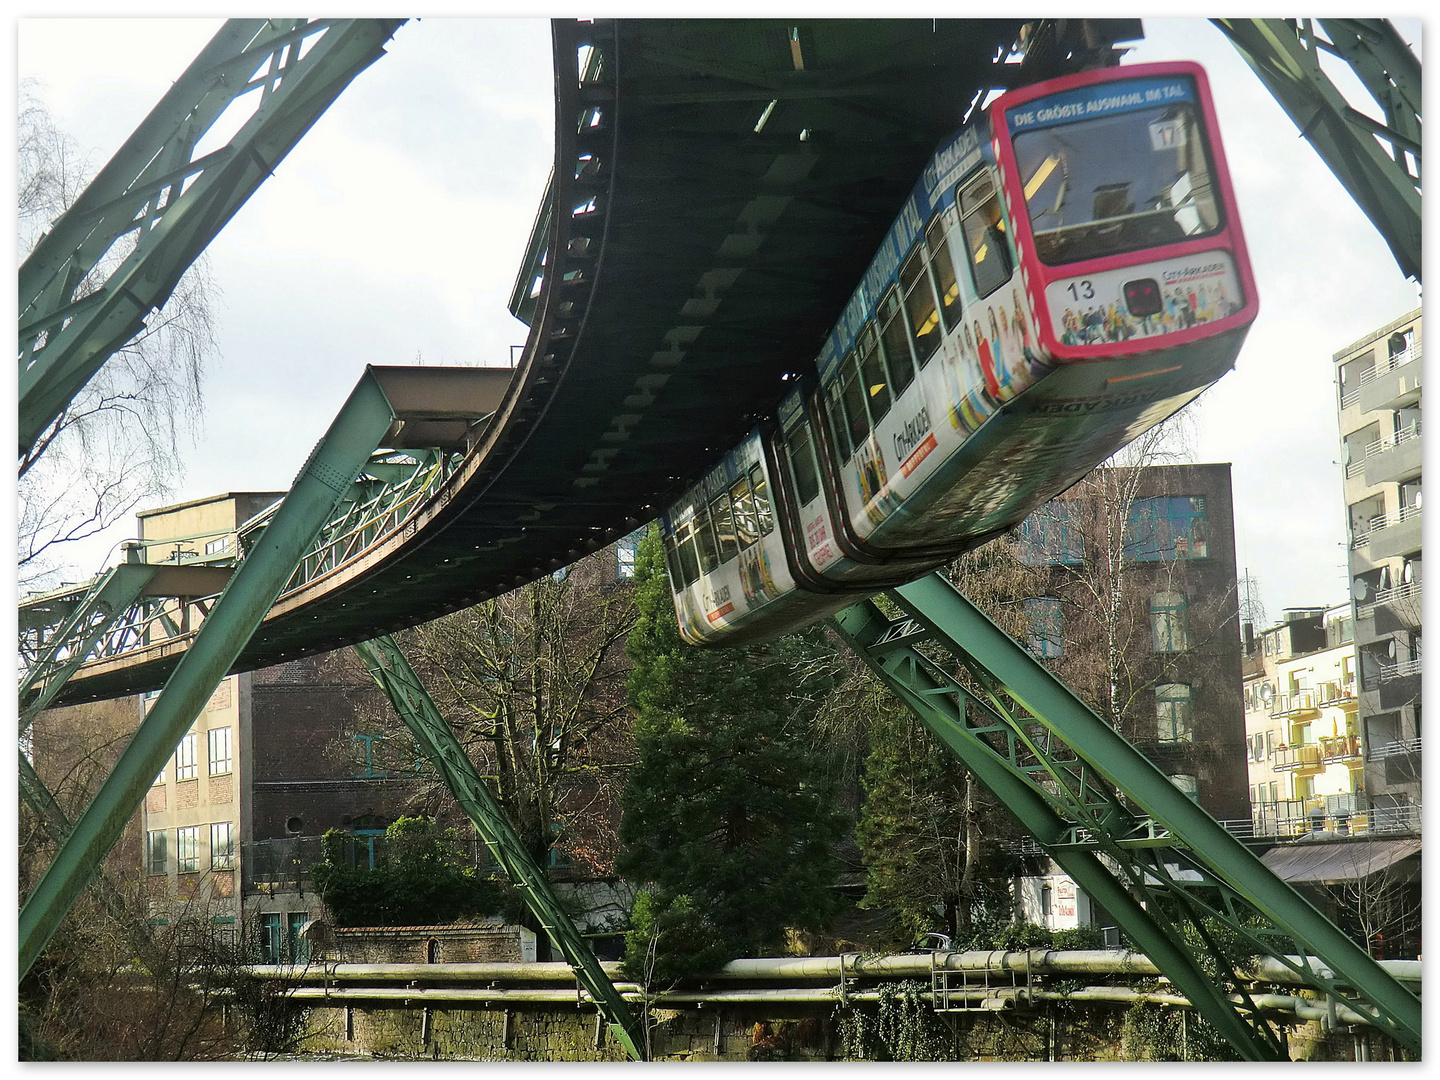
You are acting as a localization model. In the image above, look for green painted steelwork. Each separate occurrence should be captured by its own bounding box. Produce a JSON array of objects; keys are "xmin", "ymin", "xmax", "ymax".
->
[
  {"xmin": 831, "ymin": 572, "xmax": 1421, "ymax": 1058},
  {"xmin": 18, "ymin": 18, "xmax": 405, "ymax": 458},
  {"xmin": 352, "ymin": 634, "xmax": 647, "ymax": 1061},
  {"xmin": 1213, "ymin": 18, "xmax": 1421, "ymax": 283},
  {"xmin": 18, "ymin": 370, "xmax": 400, "ymax": 979},
  {"xmin": 19, "ymin": 562, "xmax": 160, "ymax": 728}
]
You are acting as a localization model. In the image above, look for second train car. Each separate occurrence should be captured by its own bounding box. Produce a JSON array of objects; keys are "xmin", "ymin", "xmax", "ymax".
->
[{"xmin": 659, "ymin": 60, "xmax": 1256, "ymax": 646}]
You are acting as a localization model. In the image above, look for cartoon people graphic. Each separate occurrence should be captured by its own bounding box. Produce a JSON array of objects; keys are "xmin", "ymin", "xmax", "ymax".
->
[
  {"xmin": 973, "ymin": 318, "xmax": 1000, "ymax": 399},
  {"xmin": 1011, "ymin": 289, "xmax": 1046, "ymax": 377}
]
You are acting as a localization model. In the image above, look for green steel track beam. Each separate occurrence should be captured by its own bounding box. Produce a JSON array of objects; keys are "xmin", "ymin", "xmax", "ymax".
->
[
  {"xmin": 19, "ymin": 369, "xmax": 401, "ymax": 979},
  {"xmin": 831, "ymin": 571, "xmax": 1421, "ymax": 1058},
  {"xmin": 352, "ymin": 635, "xmax": 647, "ymax": 1062},
  {"xmin": 1213, "ymin": 18, "xmax": 1420, "ymax": 283},
  {"xmin": 18, "ymin": 18, "xmax": 405, "ymax": 458}
]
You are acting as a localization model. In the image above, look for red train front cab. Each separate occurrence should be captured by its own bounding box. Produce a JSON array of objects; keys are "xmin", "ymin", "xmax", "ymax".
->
[{"xmin": 988, "ymin": 61, "xmax": 1257, "ymax": 362}]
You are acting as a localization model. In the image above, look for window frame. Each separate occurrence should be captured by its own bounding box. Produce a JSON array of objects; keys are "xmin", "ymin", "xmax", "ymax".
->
[
  {"xmin": 174, "ymin": 732, "xmax": 198, "ymax": 782},
  {"xmin": 1155, "ymin": 682, "xmax": 1193, "ymax": 742},
  {"xmin": 208, "ymin": 726, "xmax": 233, "ymax": 776},
  {"xmin": 146, "ymin": 829, "xmax": 168, "ymax": 876},
  {"xmin": 1150, "ymin": 591, "xmax": 1190, "ymax": 653},
  {"xmin": 210, "ymin": 821, "xmax": 236, "ymax": 870},
  {"xmin": 177, "ymin": 825, "xmax": 202, "ymax": 874}
]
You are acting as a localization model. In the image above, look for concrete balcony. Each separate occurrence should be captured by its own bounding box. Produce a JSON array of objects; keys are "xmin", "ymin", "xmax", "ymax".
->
[
  {"xmin": 1269, "ymin": 691, "xmax": 1318, "ymax": 718},
  {"xmin": 1363, "ymin": 423, "xmax": 1422, "ymax": 487},
  {"xmin": 1271, "ymin": 742, "xmax": 1323, "ymax": 773},
  {"xmin": 1357, "ymin": 345, "xmax": 1422, "ymax": 412},
  {"xmin": 1366, "ymin": 504, "xmax": 1422, "ymax": 562},
  {"xmin": 1359, "ymin": 580, "xmax": 1423, "ymax": 634},
  {"xmin": 1318, "ymin": 733, "xmax": 1363, "ymax": 766}
]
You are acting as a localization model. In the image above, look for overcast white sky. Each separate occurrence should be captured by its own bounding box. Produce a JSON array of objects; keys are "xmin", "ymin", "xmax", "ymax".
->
[{"xmin": 14, "ymin": 16, "xmax": 1424, "ymax": 626}]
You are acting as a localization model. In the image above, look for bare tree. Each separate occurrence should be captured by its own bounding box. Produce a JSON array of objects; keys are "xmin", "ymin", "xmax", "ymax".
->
[
  {"xmin": 18, "ymin": 79, "xmax": 219, "ymax": 591},
  {"xmin": 342, "ymin": 551, "xmax": 640, "ymax": 873}
]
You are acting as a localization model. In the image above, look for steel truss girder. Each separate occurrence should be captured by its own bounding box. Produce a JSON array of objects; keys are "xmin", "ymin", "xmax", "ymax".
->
[
  {"xmin": 18, "ymin": 371, "xmax": 401, "ymax": 980},
  {"xmin": 18, "ymin": 17, "xmax": 405, "ymax": 457},
  {"xmin": 1212, "ymin": 18, "xmax": 1421, "ymax": 283},
  {"xmin": 352, "ymin": 635, "xmax": 647, "ymax": 1062},
  {"xmin": 831, "ymin": 572, "xmax": 1421, "ymax": 1059}
]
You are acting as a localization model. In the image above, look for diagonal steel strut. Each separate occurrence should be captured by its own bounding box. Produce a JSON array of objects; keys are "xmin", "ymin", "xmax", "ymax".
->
[
  {"xmin": 831, "ymin": 571, "xmax": 1421, "ymax": 1059},
  {"xmin": 352, "ymin": 634, "xmax": 647, "ymax": 1061}
]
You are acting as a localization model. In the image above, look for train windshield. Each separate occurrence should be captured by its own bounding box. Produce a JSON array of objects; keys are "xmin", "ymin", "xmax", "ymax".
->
[{"xmin": 1013, "ymin": 98, "xmax": 1221, "ymax": 266}]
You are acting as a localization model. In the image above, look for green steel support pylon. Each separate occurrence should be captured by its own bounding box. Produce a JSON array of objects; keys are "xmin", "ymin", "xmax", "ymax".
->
[
  {"xmin": 831, "ymin": 571, "xmax": 1421, "ymax": 1059},
  {"xmin": 19, "ymin": 18, "xmax": 405, "ymax": 457},
  {"xmin": 19, "ymin": 370, "xmax": 400, "ymax": 979},
  {"xmin": 352, "ymin": 635, "xmax": 647, "ymax": 1062}
]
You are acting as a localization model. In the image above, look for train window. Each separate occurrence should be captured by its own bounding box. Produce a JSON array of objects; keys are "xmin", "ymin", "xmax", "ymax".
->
[
  {"xmin": 878, "ymin": 290, "xmax": 917, "ymax": 395},
  {"xmin": 710, "ymin": 492, "xmax": 739, "ymax": 563},
  {"xmin": 856, "ymin": 323, "xmax": 893, "ymax": 421},
  {"xmin": 662, "ymin": 533, "xmax": 683, "ymax": 591},
  {"xmin": 1012, "ymin": 92, "xmax": 1221, "ymax": 265},
  {"xmin": 825, "ymin": 382, "xmax": 854, "ymax": 461},
  {"xmin": 839, "ymin": 354, "xmax": 872, "ymax": 451},
  {"xmin": 694, "ymin": 501, "xmax": 721, "ymax": 575},
  {"xmin": 959, "ymin": 172, "xmax": 1012, "ymax": 298},
  {"xmin": 748, "ymin": 464, "xmax": 774, "ymax": 536},
  {"xmin": 785, "ymin": 420, "xmax": 823, "ymax": 507},
  {"xmin": 925, "ymin": 216, "xmax": 961, "ymax": 333},
  {"xmin": 899, "ymin": 247, "xmax": 942, "ymax": 367},
  {"xmin": 673, "ymin": 518, "xmax": 701, "ymax": 589},
  {"xmin": 731, "ymin": 476, "xmax": 759, "ymax": 549}
]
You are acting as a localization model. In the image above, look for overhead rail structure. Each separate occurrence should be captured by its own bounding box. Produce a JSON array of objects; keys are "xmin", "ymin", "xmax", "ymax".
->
[
  {"xmin": 1213, "ymin": 18, "xmax": 1421, "ymax": 283},
  {"xmin": 17, "ymin": 18, "xmax": 1421, "ymax": 1060}
]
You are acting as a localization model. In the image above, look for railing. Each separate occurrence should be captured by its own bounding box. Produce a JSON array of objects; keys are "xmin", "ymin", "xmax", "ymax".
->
[
  {"xmin": 1357, "ymin": 579, "xmax": 1420, "ymax": 620},
  {"xmin": 1234, "ymin": 795, "xmax": 1421, "ymax": 839},
  {"xmin": 1357, "ymin": 343, "xmax": 1421, "ymax": 384},
  {"xmin": 1313, "ymin": 681, "xmax": 1357, "ymax": 706},
  {"xmin": 1318, "ymin": 734, "xmax": 1361, "ymax": 763},
  {"xmin": 1269, "ymin": 691, "xmax": 1316, "ymax": 717},
  {"xmin": 1353, "ymin": 504, "xmax": 1421, "ymax": 547},
  {"xmin": 1271, "ymin": 742, "xmax": 1322, "ymax": 771},
  {"xmin": 1368, "ymin": 736, "xmax": 1422, "ymax": 761},
  {"xmin": 1363, "ymin": 421, "xmax": 1422, "ymax": 461},
  {"xmin": 1379, "ymin": 657, "xmax": 1421, "ymax": 681}
]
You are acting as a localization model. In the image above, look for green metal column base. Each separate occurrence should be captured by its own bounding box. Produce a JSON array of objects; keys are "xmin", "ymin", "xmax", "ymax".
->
[
  {"xmin": 18, "ymin": 370, "xmax": 399, "ymax": 980},
  {"xmin": 830, "ymin": 570, "xmax": 1421, "ymax": 1058},
  {"xmin": 353, "ymin": 635, "xmax": 647, "ymax": 1062}
]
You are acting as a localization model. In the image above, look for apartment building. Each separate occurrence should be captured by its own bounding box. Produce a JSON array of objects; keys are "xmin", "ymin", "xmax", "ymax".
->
[
  {"xmin": 1242, "ymin": 605, "xmax": 1361, "ymax": 835},
  {"xmin": 1334, "ymin": 309, "xmax": 1421, "ymax": 827}
]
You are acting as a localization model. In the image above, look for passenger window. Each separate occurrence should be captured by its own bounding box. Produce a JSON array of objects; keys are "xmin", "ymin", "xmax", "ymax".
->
[
  {"xmin": 856, "ymin": 323, "xmax": 893, "ymax": 422},
  {"xmin": 748, "ymin": 464, "xmax": 774, "ymax": 536},
  {"xmin": 694, "ymin": 501, "xmax": 720, "ymax": 575},
  {"xmin": 674, "ymin": 517, "xmax": 701, "ymax": 588},
  {"xmin": 710, "ymin": 492, "xmax": 738, "ymax": 563},
  {"xmin": 839, "ymin": 354, "xmax": 871, "ymax": 451},
  {"xmin": 900, "ymin": 245, "xmax": 942, "ymax": 366},
  {"xmin": 926, "ymin": 215, "xmax": 961, "ymax": 333},
  {"xmin": 663, "ymin": 534, "xmax": 684, "ymax": 593},
  {"xmin": 786, "ymin": 420, "xmax": 822, "ymax": 507},
  {"xmin": 825, "ymin": 382, "xmax": 853, "ymax": 460},
  {"xmin": 731, "ymin": 476, "xmax": 759, "ymax": 549},
  {"xmin": 959, "ymin": 173, "xmax": 1012, "ymax": 298},
  {"xmin": 878, "ymin": 290, "xmax": 916, "ymax": 394}
]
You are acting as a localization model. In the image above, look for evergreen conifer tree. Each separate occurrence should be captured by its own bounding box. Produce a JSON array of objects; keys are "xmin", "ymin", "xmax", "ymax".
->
[{"xmin": 618, "ymin": 527, "xmax": 847, "ymax": 981}]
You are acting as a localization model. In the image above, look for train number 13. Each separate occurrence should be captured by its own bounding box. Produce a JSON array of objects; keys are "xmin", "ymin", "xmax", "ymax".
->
[{"xmin": 1064, "ymin": 280, "xmax": 1096, "ymax": 301}]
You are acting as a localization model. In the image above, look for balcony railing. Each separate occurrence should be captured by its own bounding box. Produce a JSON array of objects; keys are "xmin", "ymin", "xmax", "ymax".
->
[
  {"xmin": 1313, "ymin": 680, "xmax": 1357, "ymax": 706},
  {"xmin": 1358, "ymin": 579, "xmax": 1420, "ymax": 620},
  {"xmin": 1352, "ymin": 504, "xmax": 1422, "ymax": 548},
  {"xmin": 1271, "ymin": 742, "xmax": 1322, "ymax": 771},
  {"xmin": 1363, "ymin": 421, "xmax": 1422, "ymax": 461},
  {"xmin": 1358, "ymin": 343, "xmax": 1421, "ymax": 384},
  {"xmin": 1318, "ymin": 734, "xmax": 1362, "ymax": 763},
  {"xmin": 1269, "ymin": 691, "xmax": 1317, "ymax": 717},
  {"xmin": 1233, "ymin": 795, "xmax": 1420, "ymax": 839},
  {"xmin": 1379, "ymin": 657, "xmax": 1422, "ymax": 681},
  {"xmin": 1368, "ymin": 736, "xmax": 1422, "ymax": 761}
]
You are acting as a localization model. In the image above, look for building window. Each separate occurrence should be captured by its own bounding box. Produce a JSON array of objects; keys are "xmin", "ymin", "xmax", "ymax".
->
[
  {"xmin": 257, "ymin": 913, "xmax": 283, "ymax": 964},
  {"xmin": 146, "ymin": 830, "xmax": 168, "ymax": 876},
  {"xmin": 211, "ymin": 822, "xmax": 235, "ymax": 870},
  {"xmin": 204, "ymin": 535, "xmax": 230, "ymax": 556},
  {"xmin": 153, "ymin": 765, "xmax": 165, "ymax": 786},
  {"xmin": 1150, "ymin": 592, "xmax": 1189, "ymax": 652},
  {"xmin": 1024, "ymin": 597, "xmax": 1064, "ymax": 657},
  {"xmin": 208, "ymin": 727, "xmax": 233, "ymax": 775},
  {"xmin": 177, "ymin": 826, "xmax": 201, "ymax": 873},
  {"xmin": 1018, "ymin": 502, "xmax": 1084, "ymax": 565},
  {"xmin": 174, "ymin": 732, "xmax": 198, "ymax": 781},
  {"xmin": 288, "ymin": 913, "xmax": 311, "ymax": 964},
  {"xmin": 615, "ymin": 527, "xmax": 645, "ymax": 581},
  {"xmin": 1155, "ymin": 684, "xmax": 1193, "ymax": 742},
  {"xmin": 1126, "ymin": 496, "xmax": 1208, "ymax": 561},
  {"xmin": 1169, "ymin": 774, "xmax": 1200, "ymax": 802}
]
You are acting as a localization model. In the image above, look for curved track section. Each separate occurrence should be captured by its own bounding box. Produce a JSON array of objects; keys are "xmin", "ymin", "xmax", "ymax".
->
[{"xmin": 53, "ymin": 18, "xmax": 1036, "ymax": 707}]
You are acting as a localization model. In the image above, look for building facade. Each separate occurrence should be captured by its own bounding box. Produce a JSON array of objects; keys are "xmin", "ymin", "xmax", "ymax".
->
[
  {"xmin": 1334, "ymin": 309, "xmax": 1421, "ymax": 826},
  {"xmin": 1242, "ymin": 605, "xmax": 1362, "ymax": 836}
]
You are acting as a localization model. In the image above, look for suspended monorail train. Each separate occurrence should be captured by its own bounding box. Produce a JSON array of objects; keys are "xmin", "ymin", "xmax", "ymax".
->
[{"xmin": 658, "ymin": 61, "xmax": 1257, "ymax": 646}]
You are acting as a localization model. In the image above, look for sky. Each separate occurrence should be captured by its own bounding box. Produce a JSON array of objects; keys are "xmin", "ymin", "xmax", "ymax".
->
[{"xmin": 13, "ymin": 15, "xmax": 1424, "ymax": 627}]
